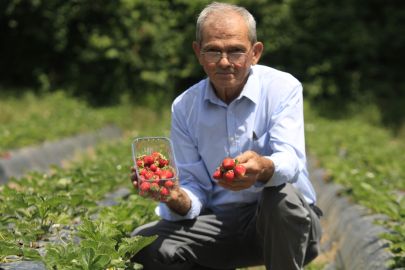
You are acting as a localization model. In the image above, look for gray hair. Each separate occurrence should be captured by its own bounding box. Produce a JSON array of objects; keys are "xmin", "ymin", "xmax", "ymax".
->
[{"xmin": 196, "ymin": 2, "xmax": 257, "ymax": 46}]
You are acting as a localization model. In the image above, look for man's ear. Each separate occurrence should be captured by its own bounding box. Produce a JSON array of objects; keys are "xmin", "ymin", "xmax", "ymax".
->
[
  {"xmin": 193, "ymin": 41, "xmax": 204, "ymax": 65},
  {"xmin": 251, "ymin": 42, "xmax": 263, "ymax": 66}
]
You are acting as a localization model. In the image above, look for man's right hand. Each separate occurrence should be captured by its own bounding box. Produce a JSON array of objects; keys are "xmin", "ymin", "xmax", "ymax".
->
[
  {"xmin": 129, "ymin": 165, "xmax": 191, "ymax": 215},
  {"xmin": 130, "ymin": 165, "xmax": 139, "ymax": 191}
]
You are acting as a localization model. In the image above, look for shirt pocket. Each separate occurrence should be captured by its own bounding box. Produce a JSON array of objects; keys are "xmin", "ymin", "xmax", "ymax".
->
[{"xmin": 250, "ymin": 132, "xmax": 269, "ymax": 156}]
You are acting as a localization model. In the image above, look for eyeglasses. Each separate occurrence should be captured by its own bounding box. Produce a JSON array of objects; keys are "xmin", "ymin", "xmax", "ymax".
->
[{"xmin": 201, "ymin": 46, "xmax": 253, "ymax": 64}]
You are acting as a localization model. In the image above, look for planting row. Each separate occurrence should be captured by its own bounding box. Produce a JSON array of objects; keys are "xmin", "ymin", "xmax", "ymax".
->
[
  {"xmin": 0, "ymin": 135, "xmax": 164, "ymax": 269},
  {"xmin": 304, "ymin": 101, "xmax": 405, "ymax": 268}
]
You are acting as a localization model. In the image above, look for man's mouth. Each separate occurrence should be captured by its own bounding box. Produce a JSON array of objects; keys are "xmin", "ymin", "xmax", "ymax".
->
[{"xmin": 214, "ymin": 69, "xmax": 234, "ymax": 75}]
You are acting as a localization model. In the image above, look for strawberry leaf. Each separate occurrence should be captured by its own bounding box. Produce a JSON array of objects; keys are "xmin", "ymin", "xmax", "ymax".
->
[
  {"xmin": 22, "ymin": 246, "xmax": 43, "ymax": 261},
  {"xmin": 70, "ymin": 194, "xmax": 85, "ymax": 207},
  {"xmin": 118, "ymin": 235, "xmax": 158, "ymax": 259}
]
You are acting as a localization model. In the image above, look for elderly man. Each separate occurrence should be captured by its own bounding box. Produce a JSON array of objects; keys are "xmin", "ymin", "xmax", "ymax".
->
[{"xmin": 130, "ymin": 2, "xmax": 323, "ymax": 270}]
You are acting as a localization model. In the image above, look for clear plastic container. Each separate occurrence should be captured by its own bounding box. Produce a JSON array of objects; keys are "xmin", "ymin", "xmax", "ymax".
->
[{"xmin": 132, "ymin": 137, "xmax": 179, "ymax": 202}]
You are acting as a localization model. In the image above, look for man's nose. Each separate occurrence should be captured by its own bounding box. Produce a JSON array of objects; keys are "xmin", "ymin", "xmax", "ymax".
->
[{"xmin": 218, "ymin": 55, "xmax": 232, "ymax": 67}]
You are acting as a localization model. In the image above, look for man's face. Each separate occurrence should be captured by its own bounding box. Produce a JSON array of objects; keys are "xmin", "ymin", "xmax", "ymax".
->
[{"xmin": 193, "ymin": 13, "xmax": 262, "ymax": 99}]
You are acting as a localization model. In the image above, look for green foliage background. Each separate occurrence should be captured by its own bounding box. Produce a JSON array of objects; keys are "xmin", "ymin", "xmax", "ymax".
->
[{"xmin": 1, "ymin": 0, "xmax": 404, "ymax": 129}]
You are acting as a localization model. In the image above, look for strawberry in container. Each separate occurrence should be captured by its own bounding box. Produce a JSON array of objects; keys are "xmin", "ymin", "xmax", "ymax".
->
[{"xmin": 132, "ymin": 137, "xmax": 179, "ymax": 202}]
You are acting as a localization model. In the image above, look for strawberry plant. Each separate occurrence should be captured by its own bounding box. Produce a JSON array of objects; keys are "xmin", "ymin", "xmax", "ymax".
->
[
  {"xmin": 303, "ymin": 101, "xmax": 405, "ymax": 268},
  {"xmin": 1, "ymin": 136, "xmax": 169, "ymax": 268}
]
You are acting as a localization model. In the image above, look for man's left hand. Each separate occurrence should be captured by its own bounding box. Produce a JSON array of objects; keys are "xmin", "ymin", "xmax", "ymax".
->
[{"xmin": 216, "ymin": 150, "xmax": 275, "ymax": 191}]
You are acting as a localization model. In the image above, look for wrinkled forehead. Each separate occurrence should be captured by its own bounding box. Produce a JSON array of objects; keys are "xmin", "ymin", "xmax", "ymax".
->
[{"xmin": 201, "ymin": 12, "xmax": 249, "ymax": 44}]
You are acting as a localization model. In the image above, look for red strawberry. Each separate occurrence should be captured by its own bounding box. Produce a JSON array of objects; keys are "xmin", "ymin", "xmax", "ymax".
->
[
  {"xmin": 165, "ymin": 180, "xmax": 174, "ymax": 189},
  {"xmin": 154, "ymin": 167, "xmax": 162, "ymax": 175},
  {"xmin": 160, "ymin": 169, "xmax": 173, "ymax": 179},
  {"xmin": 143, "ymin": 155, "xmax": 154, "ymax": 166},
  {"xmin": 159, "ymin": 158, "xmax": 169, "ymax": 168},
  {"xmin": 234, "ymin": 164, "xmax": 246, "ymax": 177},
  {"xmin": 140, "ymin": 182, "xmax": 150, "ymax": 191},
  {"xmin": 140, "ymin": 168, "xmax": 148, "ymax": 176},
  {"xmin": 136, "ymin": 160, "xmax": 144, "ymax": 167},
  {"xmin": 161, "ymin": 187, "xmax": 170, "ymax": 196},
  {"xmin": 222, "ymin": 158, "xmax": 235, "ymax": 170},
  {"xmin": 151, "ymin": 152, "xmax": 162, "ymax": 161},
  {"xmin": 213, "ymin": 169, "xmax": 223, "ymax": 180},
  {"xmin": 150, "ymin": 164, "xmax": 158, "ymax": 172},
  {"xmin": 223, "ymin": 170, "xmax": 234, "ymax": 184},
  {"xmin": 145, "ymin": 172, "xmax": 154, "ymax": 180}
]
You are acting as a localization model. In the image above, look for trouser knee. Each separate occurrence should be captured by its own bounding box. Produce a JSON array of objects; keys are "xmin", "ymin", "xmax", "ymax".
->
[{"xmin": 256, "ymin": 184, "xmax": 310, "ymax": 235}]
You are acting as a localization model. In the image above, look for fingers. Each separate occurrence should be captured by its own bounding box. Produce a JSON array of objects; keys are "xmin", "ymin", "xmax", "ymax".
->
[
  {"xmin": 234, "ymin": 152, "xmax": 250, "ymax": 164},
  {"xmin": 132, "ymin": 179, "xmax": 139, "ymax": 191},
  {"xmin": 216, "ymin": 178, "xmax": 252, "ymax": 191},
  {"xmin": 130, "ymin": 165, "xmax": 139, "ymax": 190}
]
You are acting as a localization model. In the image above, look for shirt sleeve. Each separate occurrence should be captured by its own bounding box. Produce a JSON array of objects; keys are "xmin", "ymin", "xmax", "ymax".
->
[
  {"xmin": 261, "ymin": 82, "xmax": 306, "ymax": 187},
  {"xmin": 154, "ymin": 101, "xmax": 213, "ymax": 221}
]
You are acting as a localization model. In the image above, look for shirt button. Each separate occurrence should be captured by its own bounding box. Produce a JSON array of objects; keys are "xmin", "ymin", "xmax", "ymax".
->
[
  {"xmin": 230, "ymin": 137, "xmax": 235, "ymax": 141},
  {"xmin": 229, "ymin": 110, "xmax": 233, "ymax": 114}
]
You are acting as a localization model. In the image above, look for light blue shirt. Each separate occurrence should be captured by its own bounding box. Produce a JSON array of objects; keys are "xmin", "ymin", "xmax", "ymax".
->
[{"xmin": 156, "ymin": 65, "xmax": 316, "ymax": 221}]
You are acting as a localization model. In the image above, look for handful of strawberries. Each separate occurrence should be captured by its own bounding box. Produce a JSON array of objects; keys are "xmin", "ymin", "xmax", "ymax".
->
[
  {"xmin": 213, "ymin": 158, "xmax": 246, "ymax": 184},
  {"xmin": 136, "ymin": 152, "xmax": 176, "ymax": 202}
]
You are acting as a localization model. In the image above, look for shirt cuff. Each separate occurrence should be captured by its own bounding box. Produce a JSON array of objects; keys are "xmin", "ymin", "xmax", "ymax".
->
[
  {"xmin": 255, "ymin": 156, "xmax": 297, "ymax": 188},
  {"xmin": 155, "ymin": 187, "xmax": 202, "ymax": 221}
]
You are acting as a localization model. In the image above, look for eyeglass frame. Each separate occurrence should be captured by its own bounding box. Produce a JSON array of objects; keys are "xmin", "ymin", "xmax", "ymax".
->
[{"xmin": 200, "ymin": 45, "xmax": 254, "ymax": 64}]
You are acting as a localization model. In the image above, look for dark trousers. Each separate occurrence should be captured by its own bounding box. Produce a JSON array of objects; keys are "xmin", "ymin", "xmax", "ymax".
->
[{"xmin": 131, "ymin": 183, "xmax": 323, "ymax": 270}]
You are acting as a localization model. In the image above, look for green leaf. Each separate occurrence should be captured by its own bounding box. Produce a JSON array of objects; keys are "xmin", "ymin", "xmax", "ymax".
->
[
  {"xmin": 97, "ymin": 222, "xmax": 120, "ymax": 238},
  {"xmin": 31, "ymin": 229, "xmax": 45, "ymax": 234},
  {"xmin": 80, "ymin": 239, "xmax": 98, "ymax": 250},
  {"xmin": 2, "ymin": 185, "xmax": 22, "ymax": 198},
  {"xmin": 81, "ymin": 200, "xmax": 98, "ymax": 208},
  {"xmin": 15, "ymin": 208, "xmax": 30, "ymax": 217},
  {"xmin": 118, "ymin": 235, "xmax": 158, "ymax": 259},
  {"xmin": 70, "ymin": 194, "xmax": 85, "ymax": 207},
  {"xmin": 96, "ymin": 245, "xmax": 116, "ymax": 256},
  {"xmin": 44, "ymin": 248, "xmax": 62, "ymax": 266},
  {"xmin": 78, "ymin": 247, "xmax": 108, "ymax": 270},
  {"xmin": 49, "ymin": 212, "xmax": 72, "ymax": 226},
  {"xmin": 21, "ymin": 234, "xmax": 36, "ymax": 245},
  {"xmin": 9, "ymin": 197, "xmax": 29, "ymax": 208},
  {"xmin": 75, "ymin": 219, "xmax": 99, "ymax": 242},
  {"xmin": 24, "ymin": 194, "xmax": 44, "ymax": 204},
  {"xmin": 0, "ymin": 240, "xmax": 23, "ymax": 256},
  {"xmin": 44, "ymin": 195, "xmax": 70, "ymax": 207},
  {"xmin": 1, "ymin": 216, "xmax": 20, "ymax": 225},
  {"xmin": 22, "ymin": 247, "xmax": 43, "ymax": 261}
]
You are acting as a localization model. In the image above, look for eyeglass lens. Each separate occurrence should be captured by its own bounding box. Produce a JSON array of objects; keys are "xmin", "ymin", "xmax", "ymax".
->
[{"xmin": 204, "ymin": 53, "xmax": 246, "ymax": 64}]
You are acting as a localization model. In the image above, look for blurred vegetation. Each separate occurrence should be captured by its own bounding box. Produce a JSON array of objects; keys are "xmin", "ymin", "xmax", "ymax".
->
[
  {"xmin": 0, "ymin": 0, "xmax": 404, "ymax": 131},
  {"xmin": 0, "ymin": 90, "xmax": 171, "ymax": 151}
]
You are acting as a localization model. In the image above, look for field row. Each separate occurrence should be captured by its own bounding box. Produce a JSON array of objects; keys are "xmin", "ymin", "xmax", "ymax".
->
[{"xmin": 0, "ymin": 98, "xmax": 171, "ymax": 269}]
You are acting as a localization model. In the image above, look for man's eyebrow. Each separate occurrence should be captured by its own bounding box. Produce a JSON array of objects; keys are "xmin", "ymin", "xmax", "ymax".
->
[{"xmin": 202, "ymin": 44, "xmax": 246, "ymax": 51}]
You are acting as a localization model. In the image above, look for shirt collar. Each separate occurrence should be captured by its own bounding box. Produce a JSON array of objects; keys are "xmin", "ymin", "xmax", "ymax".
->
[{"xmin": 204, "ymin": 66, "xmax": 260, "ymax": 105}]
